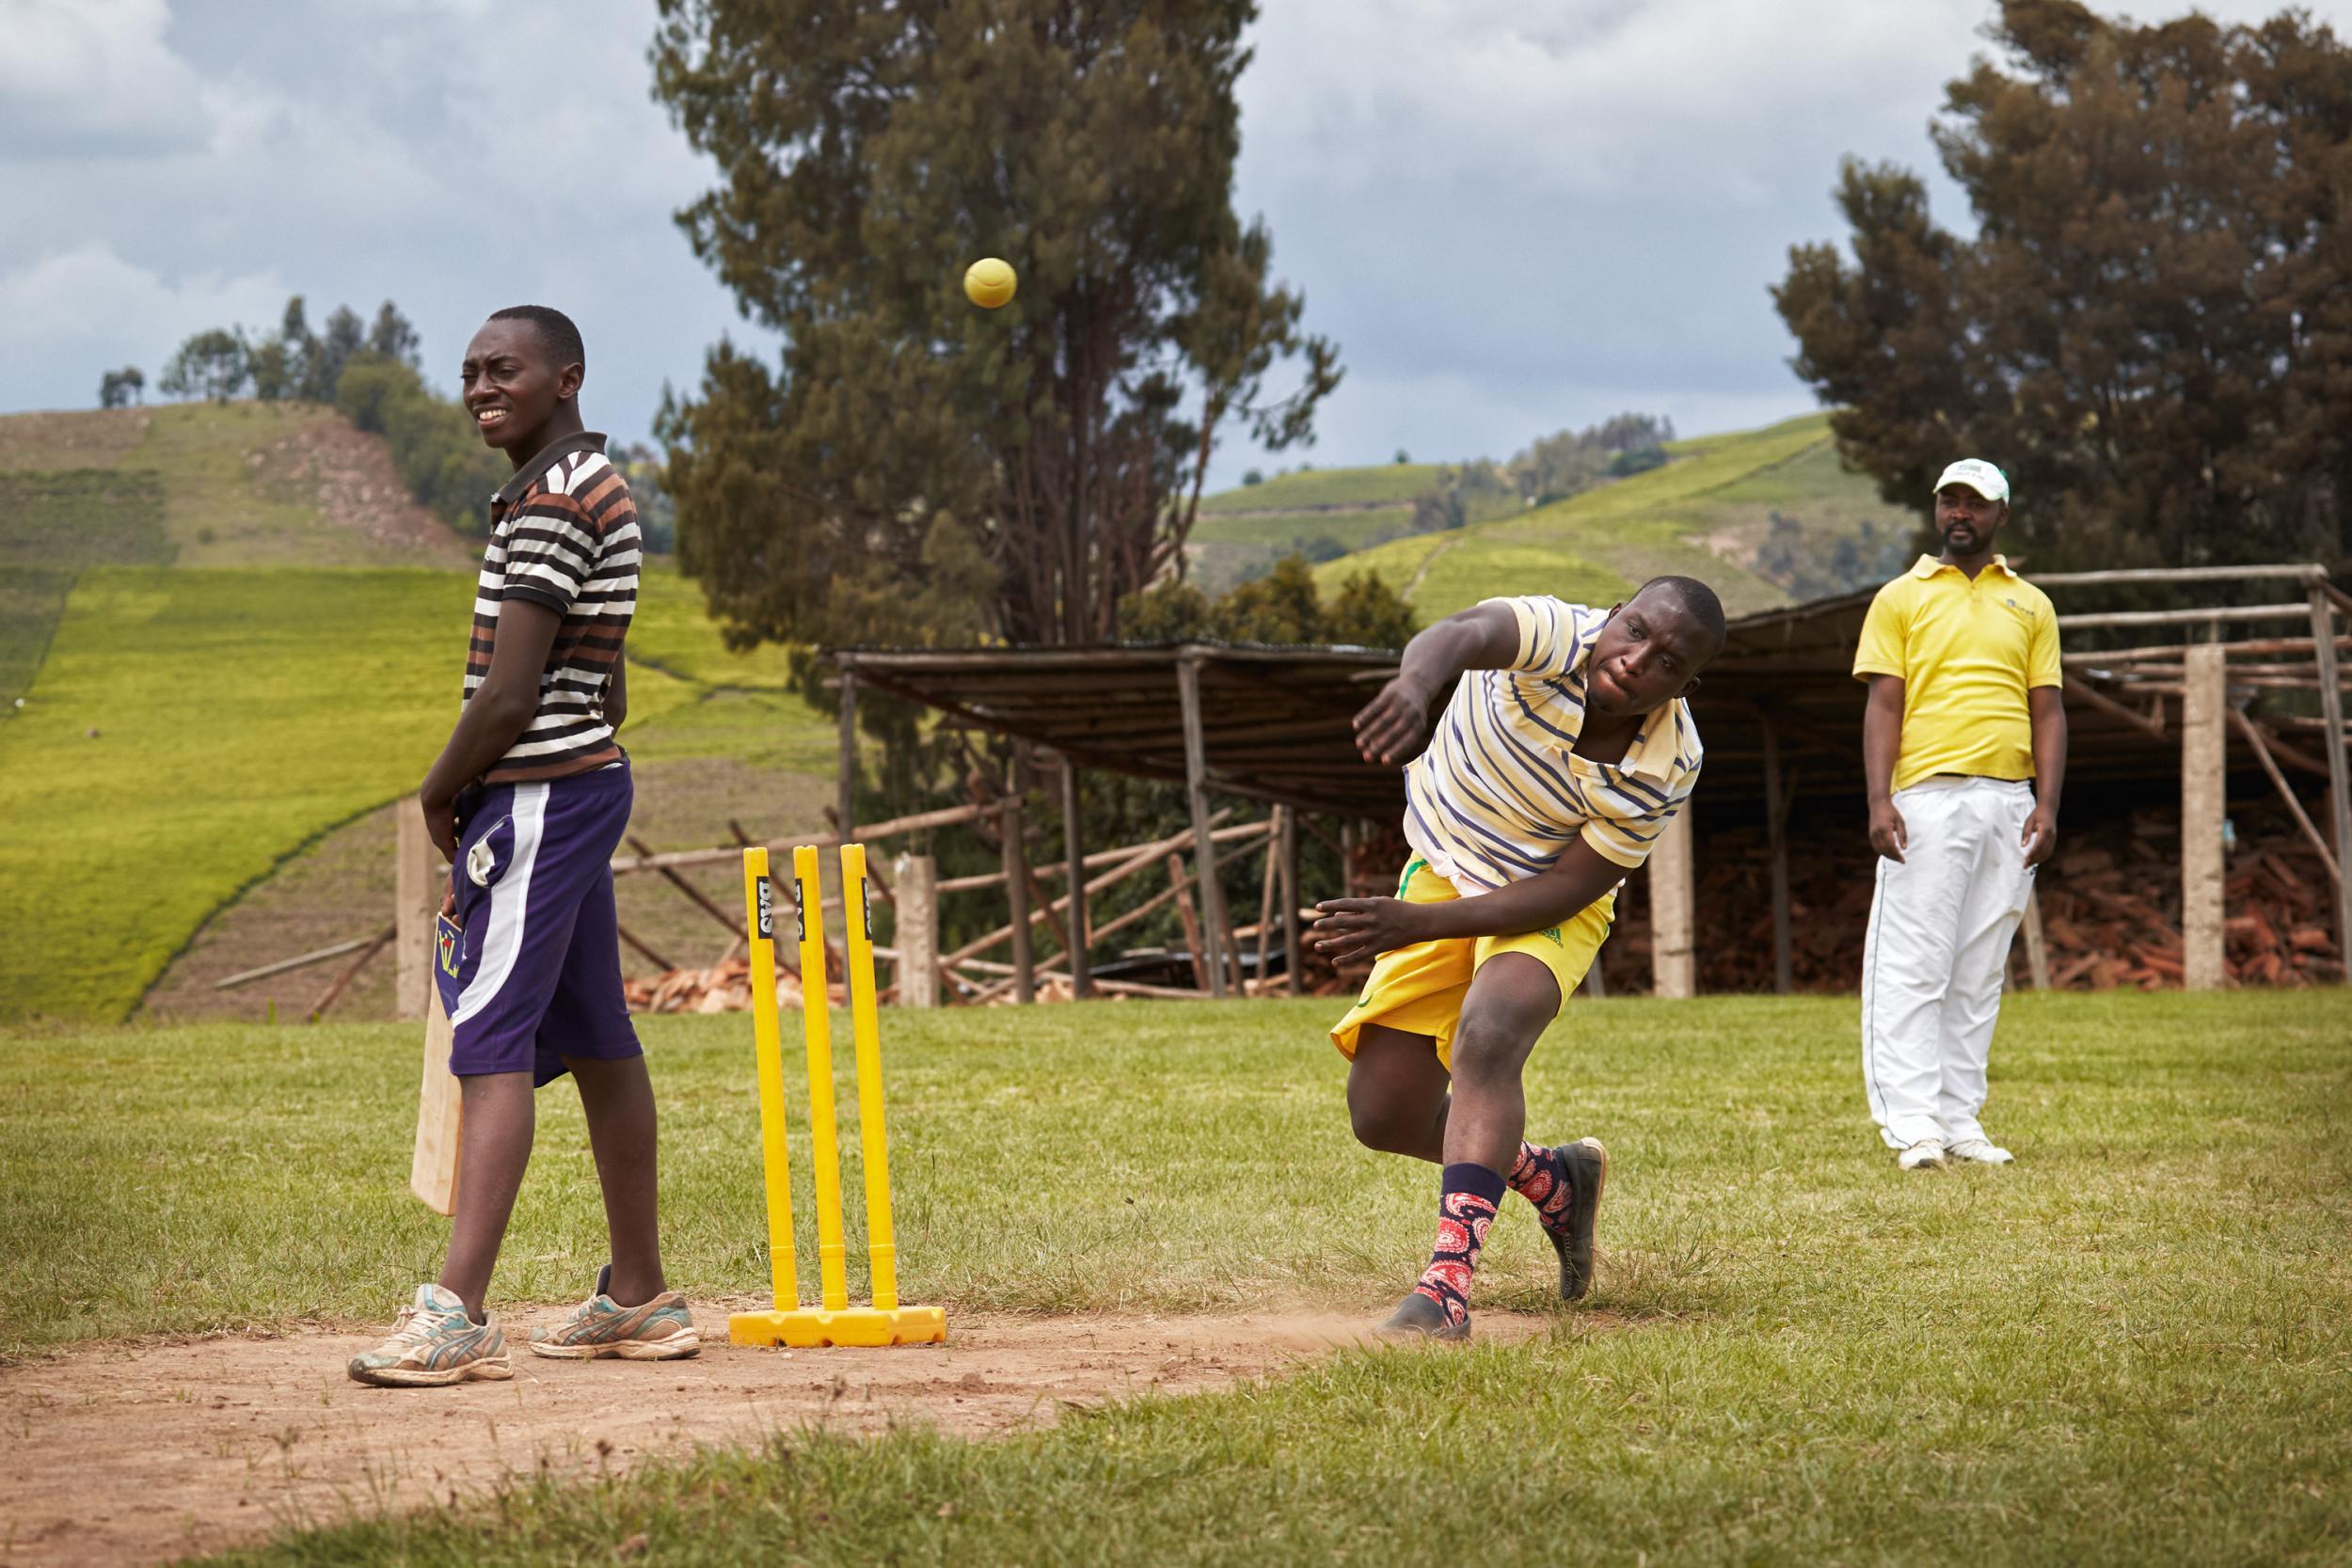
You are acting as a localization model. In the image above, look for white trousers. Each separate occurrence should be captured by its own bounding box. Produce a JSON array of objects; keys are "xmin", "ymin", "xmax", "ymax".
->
[{"xmin": 1860, "ymin": 776, "xmax": 2035, "ymax": 1150}]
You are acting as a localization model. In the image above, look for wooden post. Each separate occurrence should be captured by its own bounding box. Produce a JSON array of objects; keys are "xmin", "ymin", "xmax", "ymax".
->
[
  {"xmin": 894, "ymin": 854, "xmax": 939, "ymax": 1007},
  {"xmin": 2309, "ymin": 584, "xmax": 2352, "ymax": 957},
  {"xmin": 393, "ymin": 797, "xmax": 437, "ymax": 1021},
  {"xmin": 1762, "ymin": 719, "xmax": 1792, "ymax": 996},
  {"xmin": 836, "ymin": 662, "xmax": 859, "ymax": 841},
  {"xmin": 2021, "ymin": 887, "xmax": 2051, "ymax": 990},
  {"xmin": 1059, "ymin": 754, "xmax": 1090, "ymax": 1000},
  {"xmin": 1253, "ymin": 808, "xmax": 1282, "ymax": 994},
  {"xmin": 1002, "ymin": 787, "xmax": 1033, "ymax": 1004},
  {"xmin": 1166, "ymin": 853, "xmax": 1212, "ymax": 991},
  {"xmin": 1649, "ymin": 806, "xmax": 1696, "ymax": 999},
  {"xmin": 2182, "ymin": 643, "xmax": 2227, "ymax": 991},
  {"xmin": 1279, "ymin": 807, "xmax": 1302, "ymax": 997},
  {"xmin": 1176, "ymin": 654, "xmax": 1230, "ymax": 999}
]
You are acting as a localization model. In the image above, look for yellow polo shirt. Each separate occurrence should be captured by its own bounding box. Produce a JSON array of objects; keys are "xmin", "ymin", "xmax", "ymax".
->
[{"xmin": 1852, "ymin": 555, "xmax": 2060, "ymax": 793}]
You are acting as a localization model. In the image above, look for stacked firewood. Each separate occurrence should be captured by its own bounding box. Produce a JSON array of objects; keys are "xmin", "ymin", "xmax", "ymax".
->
[
  {"xmin": 622, "ymin": 959, "xmax": 847, "ymax": 1014},
  {"xmin": 1596, "ymin": 800, "xmax": 2339, "ymax": 995}
]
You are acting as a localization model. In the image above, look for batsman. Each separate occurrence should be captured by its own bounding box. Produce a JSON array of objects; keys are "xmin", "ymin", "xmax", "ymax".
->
[{"xmin": 1314, "ymin": 579, "xmax": 1724, "ymax": 1339}]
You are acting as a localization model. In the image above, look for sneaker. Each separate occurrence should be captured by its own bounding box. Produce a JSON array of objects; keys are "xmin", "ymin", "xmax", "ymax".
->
[
  {"xmin": 1375, "ymin": 1290, "xmax": 1470, "ymax": 1341},
  {"xmin": 347, "ymin": 1284, "xmax": 514, "ymax": 1387},
  {"xmin": 527, "ymin": 1263, "xmax": 700, "ymax": 1361},
  {"xmin": 1947, "ymin": 1138, "xmax": 2013, "ymax": 1164},
  {"xmin": 1547, "ymin": 1137, "xmax": 1608, "ymax": 1302},
  {"xmin": 1897, "ymin": 1138, "xmax": 1947, "ymax": 1171}
]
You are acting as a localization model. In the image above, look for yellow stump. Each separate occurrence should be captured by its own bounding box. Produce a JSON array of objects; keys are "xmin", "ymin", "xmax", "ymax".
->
[
  {"xmin": 729, "ymin": 850, "xmax": 798, "ymax": 1331},
  {"xmin": 729, "ymin": 842, "xmax": 946, "ymax": 1349}
]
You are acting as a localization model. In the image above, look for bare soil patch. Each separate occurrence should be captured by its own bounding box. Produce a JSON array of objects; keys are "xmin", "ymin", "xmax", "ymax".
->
[
  {"xmin": 0, "ymin": 409, "xmax": 151, "ymax": 472},
  {"xmin": 251, "ymin": 418, "xmax": 478, "ymax": 569},
  {"xmin": 0, "ymin": 1305, "xmax": 1544, "ymax": 1567}
]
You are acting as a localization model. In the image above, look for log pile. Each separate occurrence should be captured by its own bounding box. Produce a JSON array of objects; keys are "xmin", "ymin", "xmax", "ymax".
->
[
  {"xmin": 1595, "ymin": 800, "xmax": 2341, "ymax": 995},
  {"xmin": 623, "ymin": 959, "xmax": 847, "ymax": 1015}
]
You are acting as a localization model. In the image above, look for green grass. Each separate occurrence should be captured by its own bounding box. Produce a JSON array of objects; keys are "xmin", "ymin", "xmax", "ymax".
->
[
  {"xmin": 1188, "ymin": 503, "xmax": 1416, "ymax": 550},
  {"xmin": 9, "ymin": 990, "xmax": 2346, "ymax": 1562},
  {"xmin": 1317, "ymin": 413, "xmax": 1858, "ymax": 619},
  {"xmin": 0, "ymin": 567, "xmax": 833, "ymax": 1024},
  {"xmin": 1198, "ymin": 463, "xmax": 1443, "ymax": 514},
  {"xmin": 0, "ymin": 468, "xmax": 173, "ymax": 711}
]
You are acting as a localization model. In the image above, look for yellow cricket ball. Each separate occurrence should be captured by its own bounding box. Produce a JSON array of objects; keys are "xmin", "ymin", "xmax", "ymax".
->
[{"xmin": 964, "ymin": 257, "xmax": 1017, "ymax": 309}]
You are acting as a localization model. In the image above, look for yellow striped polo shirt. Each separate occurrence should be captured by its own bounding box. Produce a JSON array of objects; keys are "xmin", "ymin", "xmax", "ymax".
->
[{"xmin": 1403, "ymin": 596, "xmax": 1703, "ymax": 895}]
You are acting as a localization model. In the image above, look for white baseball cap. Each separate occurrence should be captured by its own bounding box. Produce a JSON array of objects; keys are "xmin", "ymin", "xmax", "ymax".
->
[{"xmin": 1933, "ymin": 458, "xmax": 2010, "ymax": 502}]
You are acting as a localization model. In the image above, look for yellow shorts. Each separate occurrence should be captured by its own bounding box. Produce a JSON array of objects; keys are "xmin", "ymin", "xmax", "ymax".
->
[{"xmin": 1329, "ymin": 858, "xmax": 1613, "ymax": 1072}]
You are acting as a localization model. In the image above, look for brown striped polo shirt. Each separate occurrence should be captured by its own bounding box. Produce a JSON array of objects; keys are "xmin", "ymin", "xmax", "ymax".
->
[{"xmin": 466, "ymin": 431, "xmax": 641, "ymax": 785}]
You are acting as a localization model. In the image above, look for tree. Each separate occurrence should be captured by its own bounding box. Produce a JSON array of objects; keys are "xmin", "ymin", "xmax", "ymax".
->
[
  {"xmin": 1119, "ymin": 554, "xmax": 1417, "ymax": 647},
  {"xmin": 306, "ymin": 306, "xmax": 366, "ymax": 404},
  {"xmin": 1774, "ymin": 0, "xmax": 2352, "ymax": 571},
  {"xmin": 367, "ymin": 302, "xmax": 422, "ymax": 370},
  {"xmin": 97, "ymin": 367, "xmax": 143, "ymax": 408},
  {"xmin": 158, "ymin": 329, "xmax": 248, "ymax": 403},
  {"xmin": 653, "ymin": 0, "xmax": 1341, "ymax": 663}
]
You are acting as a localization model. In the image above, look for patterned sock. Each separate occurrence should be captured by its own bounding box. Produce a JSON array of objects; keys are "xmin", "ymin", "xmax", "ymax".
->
[
  {"xmin": 1413, "ymin": 1163, "xmax": 1508, "ymax": 1328},
  {"xmin": 1507, "ymin": 1140, "xmax": 1577, "ymax": 1237}
]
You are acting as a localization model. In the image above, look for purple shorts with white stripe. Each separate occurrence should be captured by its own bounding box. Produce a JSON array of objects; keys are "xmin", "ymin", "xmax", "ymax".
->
[{"xmin": 435, "ymin": 760, "xmax": 642, "ymax": 1085}]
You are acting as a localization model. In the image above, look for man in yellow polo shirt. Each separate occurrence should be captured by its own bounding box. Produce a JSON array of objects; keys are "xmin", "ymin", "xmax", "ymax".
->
[{"xmin": 1852, "ymin": 458, "xmax": 2066, "ymax": 1171}]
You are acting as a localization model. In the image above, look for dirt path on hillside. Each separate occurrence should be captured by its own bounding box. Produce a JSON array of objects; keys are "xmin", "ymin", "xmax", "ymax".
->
[{"xmin": 1, "ymin": 1304, "xmax": 1550, "ymax": 1567}]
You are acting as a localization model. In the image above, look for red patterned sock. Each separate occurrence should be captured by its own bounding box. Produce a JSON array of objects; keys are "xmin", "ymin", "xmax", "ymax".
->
[
  {"xmin": 1508, "ymin": 1140, "xmax": 1577, "ymax": 1236},
  {"xmin": 1413, "ymin": 1163, "xmax": 1508, "ymax": 1328}
]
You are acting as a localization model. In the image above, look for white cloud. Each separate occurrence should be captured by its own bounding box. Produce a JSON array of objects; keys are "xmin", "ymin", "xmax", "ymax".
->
[
  {"xmin": 0, "ymin": 243, "xmax": 286, "ymax": 401},
  {"xmin": 0, "ymin": 0, "xmax": 212, "ymax": 155}
]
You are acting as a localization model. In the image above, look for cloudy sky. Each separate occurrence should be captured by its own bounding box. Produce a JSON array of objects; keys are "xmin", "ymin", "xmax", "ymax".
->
[{"xmin": 3, "ymin": 0, "xmax": 2339, "ymax": 487}]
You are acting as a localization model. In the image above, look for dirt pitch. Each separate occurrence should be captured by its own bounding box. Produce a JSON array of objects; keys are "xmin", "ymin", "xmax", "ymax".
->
[{"xmin": 1, "ymin": 1301, "xmax": 1550, "ymax": 1567}]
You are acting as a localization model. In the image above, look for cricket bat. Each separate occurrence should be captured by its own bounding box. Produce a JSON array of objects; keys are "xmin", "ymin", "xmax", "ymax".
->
[{"xmin": 409, "ymin": 921, "xmax": 463, "ymax": 1214}]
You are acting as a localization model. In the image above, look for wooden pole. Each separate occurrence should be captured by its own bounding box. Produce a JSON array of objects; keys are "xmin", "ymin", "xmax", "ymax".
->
[
  {"xmin": 1279, "ymin": 807, "xmax": 1302, "ymax": 997},
  {"xmin": 1166, "ymin": 853, "xmax": 1212, "ymax": 991},
  {"xmin": 393, "ymin": 798, "xmax": 437, "ymax": 1021},
  {"xmin": 2228, "ymin": 709, "xmax": 2343, "ymax": 884},
  {"xmin": 1176, "ymin": 654, "xmax": 1230, "ymax": 999},
  {"xmin": 2309, "ymin": 585, "xmax": 2352, "ymax": 957},
  {"xmin": 1762, "ymin": 718, "xmax": 1792, "ymax": 996},
  {"xmin": 894, "ymin": 854, "xmax": 940, "ymax": 1008},
  {"xmin": 309, "ymin": 925, "xmax": 394, "ymax": 1022},
  {"xmin": 1059, "ymin": 754, "xmax": 1090, "ymax": 1000},
  {"xmin": 2181, "ymin": 643, "xmax": 2227, "ymax": 991},
  {"xmin": 1002, "ymin": 784, "xmax": 1033, "ymax": 1005},
  {"xmin": 1649, "ymin": 807, "xmax": 1696, "ymax": 999},
  {"xmin": 836, "ymin": 663, "xmax": 859, "ymax": 844},
  {"xmin": 217, "ymin": 933, "xmax": 382, "ymax": 991},
  {"xmin": 615, "ymin": 922, "xmax": 675, "ymax": 973},
  {"xmin": 1254, "ymin": 808, "xmax": 1281, "ymax": 994}
]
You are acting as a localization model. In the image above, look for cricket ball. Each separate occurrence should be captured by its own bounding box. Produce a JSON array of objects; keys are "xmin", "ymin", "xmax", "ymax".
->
[{"xmin": 963, "ymin": 257, "xmax": 1017, "ymax": 309}]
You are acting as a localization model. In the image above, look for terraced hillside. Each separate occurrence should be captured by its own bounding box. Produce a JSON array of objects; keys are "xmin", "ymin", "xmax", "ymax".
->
[
  {"xmin": 1302, "ymin": 414, "xmax": 1911, "ymax": 620},
  {"xmin": 1187, "ymin": 461, "xmax": 1439, "ymax": 593}
]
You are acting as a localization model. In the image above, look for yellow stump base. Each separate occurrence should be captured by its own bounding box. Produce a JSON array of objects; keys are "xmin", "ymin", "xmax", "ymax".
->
[{"xmin": 728, "ymin": 1305, "xmax": 947, "ymax": 1349}]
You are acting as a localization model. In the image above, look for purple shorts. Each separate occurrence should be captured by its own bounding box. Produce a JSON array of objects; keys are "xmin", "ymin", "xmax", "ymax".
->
[{"xmin": 434, "ymin": 760, "xmax": 642, "ymax": 1085}]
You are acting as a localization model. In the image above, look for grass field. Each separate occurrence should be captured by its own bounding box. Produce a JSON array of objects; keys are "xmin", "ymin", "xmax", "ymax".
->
[
  {"xmin": 0, "ymin": 468, "xmax": 174, "ymax": 711},
  {"xmin": 6, "ymin": 990, "xmax": 2347, "ymax": 1561},
  {"xmin": 0, "ymin": 566, "xmax": 831, "ymax": 1024},
  {"xmin": 1311, "ymin": 414, "xmax": 1885, "ymax": 620}
]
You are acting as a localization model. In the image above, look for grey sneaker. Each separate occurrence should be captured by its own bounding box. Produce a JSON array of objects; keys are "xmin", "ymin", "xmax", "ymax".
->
[
  {"xmin": 1376, "ymin": 1291, "xmax": 1470, "ymax": 1341},
  {"xmin": 527, "ymin": 1264, "xmax": 700, "ymax": 1361},
  {"xmin": 1548, "ymin": 1138, "xmax": 1608, "ymax": 1301},
  {"xmin": 347, "ymin": 1284, "xmax": 514, "ymax": 1387}
]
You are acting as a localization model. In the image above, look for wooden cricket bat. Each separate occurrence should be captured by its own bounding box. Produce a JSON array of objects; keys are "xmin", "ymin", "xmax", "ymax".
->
[{"xmin": 409, "ymin": 946, "xmax": 463, "ymax": 1214}]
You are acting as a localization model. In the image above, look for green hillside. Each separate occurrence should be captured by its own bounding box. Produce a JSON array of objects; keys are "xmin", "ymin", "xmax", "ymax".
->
[
  {"xmin": 0, "ymin": 564, "xmax": 828, "ymax": 1023},
  {"xmin": 1196, "ymin": 462, "xmax": 1440, "ymax": 513},
  {"xmin": 1308, "ymin": 413, "xmax": 1903, "ymax": 619}
]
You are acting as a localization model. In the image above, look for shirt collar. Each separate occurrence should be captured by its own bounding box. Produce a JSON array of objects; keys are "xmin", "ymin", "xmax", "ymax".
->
[
  {"xmin": 490, "ymin": 430, "xmax": 608, "ymax": 511},
  {"xmin": 1910, "ymin": 552, "xmax": 2016, "ymax": 580}
]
